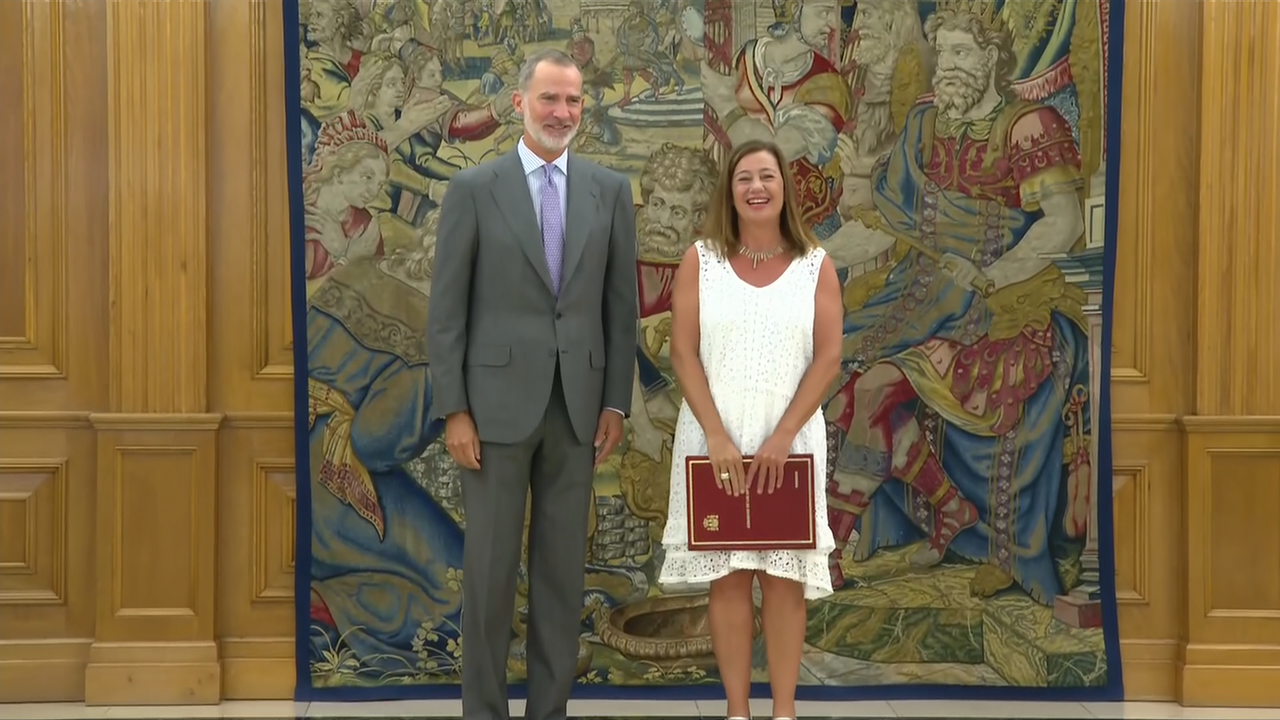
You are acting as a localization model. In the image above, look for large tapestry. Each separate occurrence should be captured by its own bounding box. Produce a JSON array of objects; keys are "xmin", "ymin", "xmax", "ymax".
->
[{"xmin": 286, "ymin": 0, "xmax": 1126, "ymax": 701}]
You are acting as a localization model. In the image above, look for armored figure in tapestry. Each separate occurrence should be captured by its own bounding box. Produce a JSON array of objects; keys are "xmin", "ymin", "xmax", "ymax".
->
[
  {"xmin": 613, "ymin": 0, "xmax": 687, "ymax": 106},
  {"xmin": 291, "ymin": 0, "xmax": 1121, "ymax": 696},
  {"xmin": 701, "ymin": 0, "xmax": 852, "ymax": 239},
  {"xmin": 823, "ymin": 4, "xmax": 1094, "ymax": 603}
]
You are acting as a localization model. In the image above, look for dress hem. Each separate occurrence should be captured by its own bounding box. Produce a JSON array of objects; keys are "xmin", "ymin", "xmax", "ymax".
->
[{"xmin": 659, "ymin": 547, "xmax": 836, "ymax": 601}]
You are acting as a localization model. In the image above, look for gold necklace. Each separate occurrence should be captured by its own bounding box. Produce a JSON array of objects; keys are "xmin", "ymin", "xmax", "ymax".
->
[{"xmin": 739, "ymin": 244, "xmax": 783, "ymax": 269}]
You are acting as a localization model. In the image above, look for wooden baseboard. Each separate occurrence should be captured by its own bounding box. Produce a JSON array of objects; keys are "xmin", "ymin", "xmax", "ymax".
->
[
  {"xmin": 221, "ymin": 637, "xmax": 295, "ymax": 700},
  {"xmin": 84, "ymin": 641, "xmax": 221, "ymax": 705},
  {"xmin": 0, "ymin": 639, "xmax": 91, "ymax": 703}
]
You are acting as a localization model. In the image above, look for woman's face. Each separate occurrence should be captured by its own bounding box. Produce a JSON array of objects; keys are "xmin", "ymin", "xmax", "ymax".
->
[
  {"xmin": 731, "ymin": 150, "xmax": 785, "ymax": 224},
  {"xmin": 376, "ymin": 67, "xmax": 407, "ymax": 111},
  {"xmin": 335, "ymin": 155, "xmax": 388, "ymax": 208},
  {"xmin": 415, "ymin": 56, "xmax": 444, "ymax": 91}
]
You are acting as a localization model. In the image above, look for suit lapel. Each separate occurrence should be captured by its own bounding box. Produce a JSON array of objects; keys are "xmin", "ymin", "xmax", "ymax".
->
[
  {"xmin": 560, "ymin": 154, "xmax": 599, "ymax": 291},
  {"xmin": 489, "ymin": 152, "xmax": 555, "ymax": 295}
]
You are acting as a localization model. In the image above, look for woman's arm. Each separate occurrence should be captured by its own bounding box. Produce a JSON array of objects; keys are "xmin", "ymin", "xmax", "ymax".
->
[
  {"xmin": 773, "ymin": 255, "xmax": 845, "ymax": 438},
  {"xmin": 669, "ymin": 245, "xmax": 728, "ymax": 441}
]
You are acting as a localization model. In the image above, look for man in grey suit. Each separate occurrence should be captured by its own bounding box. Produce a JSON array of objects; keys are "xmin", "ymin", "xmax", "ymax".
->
[{"xmin": 427, "ymin": 48, "xmax": 639, "ymax": 720}]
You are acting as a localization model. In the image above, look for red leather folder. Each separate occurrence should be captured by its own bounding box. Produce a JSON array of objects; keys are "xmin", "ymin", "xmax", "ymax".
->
[{"xmin": 685, "ymin": 454, "xmax": 817, "ymax": 551}]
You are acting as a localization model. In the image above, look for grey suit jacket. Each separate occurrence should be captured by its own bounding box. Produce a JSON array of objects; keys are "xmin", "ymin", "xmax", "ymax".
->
[{"xmin": 427, "ymin": 150, "xmax": 639, "ymax": 446}]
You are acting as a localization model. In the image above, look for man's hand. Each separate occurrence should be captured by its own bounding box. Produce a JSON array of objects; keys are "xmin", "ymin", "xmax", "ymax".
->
[
  {"xmin": 940, "ymin": 253, "xmax": 991, "ymax": 295},
  {"xmin": 400, "ymin": 94, "xmax": 453, "ymax": 133},
  {"xmin": 593, "ymin": 410, "xmax": 624, "ymax": 467},
  {"xmin": 445, "ymin": 411, "xmax": 481, "ymax": 470},
  {"xmin": 428, "ymin": 179, "xmax": 449, "ymax": 204},
  {"xmin": 490, "ymin": 90, "xmax": 516, "ymax": 118}
]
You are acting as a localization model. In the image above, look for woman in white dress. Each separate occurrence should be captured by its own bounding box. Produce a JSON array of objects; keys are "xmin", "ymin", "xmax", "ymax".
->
[{"xmin": 658, "ymin": 139, "xmax": 843, "ymax": 720}]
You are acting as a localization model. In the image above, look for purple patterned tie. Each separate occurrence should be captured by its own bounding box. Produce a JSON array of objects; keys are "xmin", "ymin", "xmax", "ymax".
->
[{"xmin": 540, "ymin": 163, "xmax": 564, "ymax": 295}]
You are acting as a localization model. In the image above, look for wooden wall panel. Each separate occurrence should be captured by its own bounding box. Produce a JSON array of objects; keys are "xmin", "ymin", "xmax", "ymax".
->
[
  {"xmin": 208, "ymin": 0, "xmax": 298, "ymax": 699},
  {"xmin": 1110, "ymin": 416, "xmax": 1182, "ymax": 700},
  {"xmin": 0, "ymin": 422, "xmax": 97, "ymax": 702},
  {"xmin": 0, "ymin": 1, "xmax": 65, "ymax": 381},
  {"xmin": 1107, "ymin": 0, "xmax": 1200, "ymax": 700},
  {"xmin": 0, "ymin": 0, "xmax": 108, "ymax": 703},
  {"xmin": 1109, "ymin": 0, "xmax": 1199, "ymax": 413},
  {"xmin": 209, "ymin": 0, "xmax": 294, "ymax": 412},
  {"xmin": 1180, "ymin": 0, "xmax": 1280, "ymax": 706},
  {"xmin": 0, "ymin": 0, "xmax": 109, "ymax": 408},
  {"xmin": 2, "ymin": 0, "xmax": 1279, "ymax": 707},
  {"xmin": 83, "ymin": 0, "xmax": 222, "ymax": 705},
  {"xmin": 216, "ymin": 420, "xmax": 297, "ymax": 699}
]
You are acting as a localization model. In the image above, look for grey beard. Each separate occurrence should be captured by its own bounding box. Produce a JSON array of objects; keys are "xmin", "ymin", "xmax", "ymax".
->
[
  {"xmin": 638, "ymin": 223, "xmax": 687, "ymax": 256},
  {"xmin": 934, "ymin": 77, "xmax": 985, "ymax": 117},
  {"xmin": 852, "ymin": 36, "xmax": 893, "ymax": 66}
]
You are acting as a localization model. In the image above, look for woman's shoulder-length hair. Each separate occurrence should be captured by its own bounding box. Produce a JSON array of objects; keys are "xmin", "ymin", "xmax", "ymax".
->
[{"xmin": 698, "ymin": 139, "xmax": 822, "ymax": 260}]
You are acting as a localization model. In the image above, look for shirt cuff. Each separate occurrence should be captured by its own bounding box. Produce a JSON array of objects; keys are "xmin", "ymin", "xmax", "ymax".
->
[{"xmin": 604, "ymin": 407, "xmax": 625, "ymax": 417}]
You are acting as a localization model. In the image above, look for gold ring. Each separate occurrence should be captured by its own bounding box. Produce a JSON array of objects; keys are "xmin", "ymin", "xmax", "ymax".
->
[{"xmin": 719, "ymin": 471, "xmax": 730, "ymax": 480}]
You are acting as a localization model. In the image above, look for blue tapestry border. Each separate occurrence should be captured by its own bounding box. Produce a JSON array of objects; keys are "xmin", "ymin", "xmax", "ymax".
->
[{"xmin": 286, "ymin": 0, "xmax": 1128, "ymax": 702}]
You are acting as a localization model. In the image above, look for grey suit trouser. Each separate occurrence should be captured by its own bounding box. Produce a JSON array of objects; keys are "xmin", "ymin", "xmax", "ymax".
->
[{"xmin": 460, "ymin": 369, "xmax": 595, "ymax": 720}]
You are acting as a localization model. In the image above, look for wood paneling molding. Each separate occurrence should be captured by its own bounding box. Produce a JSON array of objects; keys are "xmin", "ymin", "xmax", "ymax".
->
[
  {"xmin": 0, "ymin": 0, "xmax": 67, "ymax": 379},
  {"xmin": 89, "ymin": 0, "xmax": 222, "ymax": 705},
  {"xmin": 105, "ymin": 0, "xmax": 210, "ymax": 414},
  {"xmin": 245, "ymin": 0, "xmax": 294, "ymax": 380},
  {"xmin": 0, "ymin": 411, "xmax": 92, "ymax": 429},
  {"xmin": 1109, "ymin": 0, "xmax": 1198, "ymax": 418},
  {"xmin": 0, "ymin": 0, "xmax": 106, "ymax": 702},
  {"xmin": 0, "ymin": 458, "xmax": 68, "ymax": 605},
  {"xmin": 1182, "ymin": 0, "xmax": 1280, "ymax": 706},
  {"xmin": 1181, "ymin": 419, "xmax": 1280, "ymax": 706},
  {"xmin": 207, "ymin": 2, "xmax": 297, "ymax": 700},
  {"xmin": 1103, "ymin": 0, "xmax": 1200, "ymax": 700},
  {"xmin": 208, "ymin": 0, "xmax": 293, "ymax": 415},
  {"xmin": 86, "ymin": 414, "xmax": 223, "ymax": 705},
  {"xmin": 1195, "ymin": 0, "xmax": 1280, "ymax": 417}
]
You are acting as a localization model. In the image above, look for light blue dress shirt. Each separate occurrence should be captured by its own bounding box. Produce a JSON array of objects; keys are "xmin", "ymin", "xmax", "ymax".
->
[
  {"xmin": 514, "ymin": 138, "xmax": 624, "ymax": 421},
  {"xmin": 517, "ymin": 137, "xmax": 568, "ymax": 230}
]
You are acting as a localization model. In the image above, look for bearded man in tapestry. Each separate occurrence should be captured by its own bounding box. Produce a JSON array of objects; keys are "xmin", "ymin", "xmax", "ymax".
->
[{"xmin": 820, "ymin": 5, "xmax": 1093, "ymax": 604}]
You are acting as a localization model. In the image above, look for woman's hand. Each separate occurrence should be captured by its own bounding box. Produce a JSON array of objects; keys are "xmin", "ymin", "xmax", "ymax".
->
[
  {"xmin": 747, "ymin": 430, "xmax": 795, "ymax": 495},
  {"xmin": 347, "ymin": 220, "xmax": 383, "ymax": 261},
  {"xmin": 305, "ymin": 210, "xmax": 347, "ymax": 258},
  {"xmin": 706, "ymin": 431, "xmax": 747, "ymax": 496}
]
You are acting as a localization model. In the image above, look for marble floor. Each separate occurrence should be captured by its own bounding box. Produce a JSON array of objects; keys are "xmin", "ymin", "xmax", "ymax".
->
[{"xmin": 2, "ymin": 700, "xmax": 1280, "ymax": 720}]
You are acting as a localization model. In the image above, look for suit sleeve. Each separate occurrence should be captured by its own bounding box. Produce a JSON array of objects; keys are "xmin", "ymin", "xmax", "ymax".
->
[
  {"xmin": 426, "ymin": 174, "xmax": 478, "ymax": 419},
  {"xmin": 602, "ymin": 173, "xmax": 639, "ymax": 416}
]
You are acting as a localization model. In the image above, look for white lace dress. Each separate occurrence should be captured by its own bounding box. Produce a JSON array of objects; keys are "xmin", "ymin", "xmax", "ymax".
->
[{"xmin": 658, "ymin": 240, "xmax": 837, "ymax": 600}]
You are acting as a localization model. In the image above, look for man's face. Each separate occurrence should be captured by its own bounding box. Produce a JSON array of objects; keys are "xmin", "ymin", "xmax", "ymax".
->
[
  {"xmin": 798, "ymin": 0, "xmax": 840, "ymax": 56},
  {"xmin": 851, "ymin": 2, "xmax": 898, "ymax": 65},
  {"xmin": 638, "ymin": 182, "xmax": 703, "ymax": 257},
  {"xmin": 933, "ymin": 28, "xmax": 994, "ymax": 116},
  {"xmin": 308, "ymin": 2, "xmax": 339, "ymax": 43},
  {"xmin": 514, "ymin": 61, "xmax": 584, "ymax": 153}
]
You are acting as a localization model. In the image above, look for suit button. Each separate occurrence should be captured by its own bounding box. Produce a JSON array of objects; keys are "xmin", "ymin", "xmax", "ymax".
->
[{"xmin": 555, "ymin": 312, "xmax": 564, "ymax": 319}]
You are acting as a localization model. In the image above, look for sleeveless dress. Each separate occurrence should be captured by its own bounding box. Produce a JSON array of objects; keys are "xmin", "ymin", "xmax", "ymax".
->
[{"xmin": 658, "ymin": 240, "xmax": 837, "ymax": 600}]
